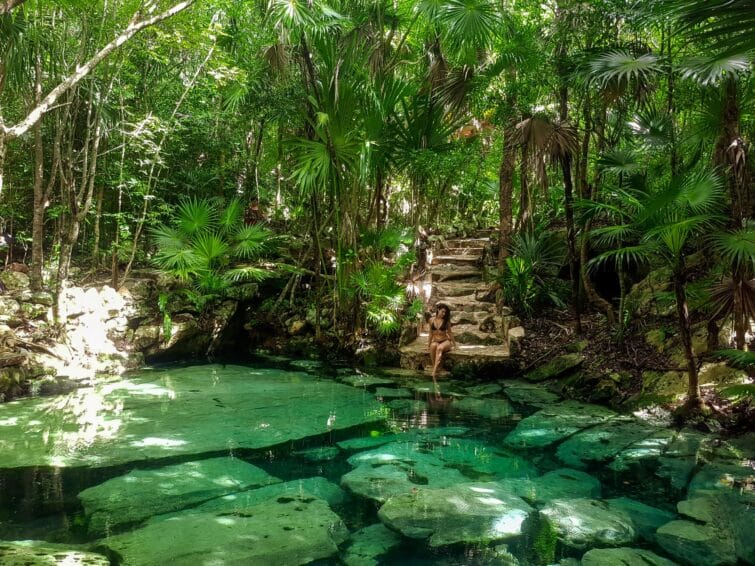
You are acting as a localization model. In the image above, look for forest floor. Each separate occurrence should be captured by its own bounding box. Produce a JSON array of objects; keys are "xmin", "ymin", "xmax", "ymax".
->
[{"xmin": 516, "ymin": 308, "xmax": 754, "ymax": 434}]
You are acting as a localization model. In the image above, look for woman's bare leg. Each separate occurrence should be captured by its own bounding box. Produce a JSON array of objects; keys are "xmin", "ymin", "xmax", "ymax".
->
[
  {"xmin": 429, "ymin": 342, "xmax": 438, "ymax": 372},
  {"xmin": 432, "ymin": 340, "xmax": 452, "ymax": 379}
]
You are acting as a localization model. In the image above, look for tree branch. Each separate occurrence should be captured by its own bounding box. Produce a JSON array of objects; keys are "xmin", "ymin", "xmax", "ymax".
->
[
  {"xmin": 0, "ymin": 0, "xmax": 27, "ymax": 15},
  {"xmin": 1, "ymin": 0, "xmax": 194, "ymax": 141}
]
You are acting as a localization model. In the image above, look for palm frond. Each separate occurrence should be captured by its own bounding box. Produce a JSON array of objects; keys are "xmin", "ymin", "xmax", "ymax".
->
[
  {"xmin": 588, "ymin": 244, "xmax": 654, "ymax": 272},
  {"xmin": 177, "ymin": 198, "xmax": 218, "ymax": 237},
  {"xmin": 192, "ymin": 233, "xmax": 229, "ymax": 267},
  {"xmin": 711, "ymin": 227, "xmax": 755, "ymax": 271},
  {"xmin": 597, "ymin": 148, "xmax": 643, "ymax": 176},
  {"xmin": 627, "ymin": 105, "xmax": 673, "ymax": 148},
  {"xmin": 441, "ymin": 0, "xmax": 500, "ymax": 50},
  {"xmin": 218, "ymin": 198, "xmax": 244, "ymax": 235},
  {"xmin": 590, "ymin": 224, "xmax": 639, "ymax": 248},
  {"xmin": 224, "ymin": 266, "xmax": 272, "ymax": 283},
  {"xmin": 713, "ymin": 348, "xmax": 755, "ymax": 370},
  {"xmin": 668, "ymin": 0, "xmax": 755, "ymax": 57},
  {"xmin": 234, "ymin": 224, "xmax": 275, "ymax": 260},
  {"xmin": 589, "ymin": 50, "xmax": 661, "ymax": 86},
  {"xmin": 676, "ymin": 169, "xmax": 725, "ymax": 215},
  {"xmin": 680, "ymin": 54, "xmax": 751, "ymax": 86}
]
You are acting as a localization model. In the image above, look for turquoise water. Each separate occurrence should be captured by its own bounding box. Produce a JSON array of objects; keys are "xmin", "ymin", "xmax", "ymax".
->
[{"xmin": 0, "ymin": 358, "xmax": 752, "ymax": 565}]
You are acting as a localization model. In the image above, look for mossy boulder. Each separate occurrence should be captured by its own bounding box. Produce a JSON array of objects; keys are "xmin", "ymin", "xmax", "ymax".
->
[
  {"xmin": 0, "ymin": 270, "xmax": 30, "ymax": 292},
  {"xmin": 524, "ymin": 354, "xmax": 584, "ymax": 382}
]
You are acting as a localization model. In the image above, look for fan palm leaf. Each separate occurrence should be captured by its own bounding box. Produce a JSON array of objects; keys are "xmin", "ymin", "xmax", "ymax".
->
[
  {"xmin": 177, "ymin": 198, "xmax": 218, "ymax": 237},
  {"xmin": 711, "ymin": 227, "xmax": 755, "ymax": 272},
  {"xmin": 191, "ymin": 233, "xmax": 229, "ymax": 269},
  {"xmin": 589, "ymin": 50, "xmax": 661, "ymax": 87},
  {"xmin": 680, "ymin": 54, "xmax": 751, "ymax": 86},
  {"xmin": 667, "ymin": 0, "xmax": 755, "ymax": 57},
  {"xmin": 441, "ymin": 0, "xmax": 500, "ymax": 50},
  {"xmin": 233, "ymin": 224, "xmax": 274, "ymax": 260}
]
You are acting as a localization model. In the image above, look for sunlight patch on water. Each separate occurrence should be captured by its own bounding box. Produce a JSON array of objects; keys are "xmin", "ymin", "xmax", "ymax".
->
[{"xmin": 131, "ymin": 437, "xmax": 187, "ymax": 448}]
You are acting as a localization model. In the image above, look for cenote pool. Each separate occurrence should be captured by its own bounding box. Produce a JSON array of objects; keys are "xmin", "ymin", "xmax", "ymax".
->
[{"xmin": 0, "ymin": 358, "xmax": 752, "ymax": 565}]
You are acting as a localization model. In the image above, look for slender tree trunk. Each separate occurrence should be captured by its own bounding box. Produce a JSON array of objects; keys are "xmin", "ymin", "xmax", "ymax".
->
[
  {"xmin": 561, "ymin": 153, "xmax": 582, "ymax": 334},
  {"xmin": 31, "ymin": 48, "xmax": 45, "ymax": 289},
  {"xmin": 673, "ymin": 264, "xmax": 700, "ymax": 403},
  {"xmin": 578, "ymin": 97, "xmax": 614, "ymax": 323},
  {"xmin": 518, "ymin": 142, "xmax": 530, "ymax": 232},
  {"xmin": 714, "ymin": 76, "xmax": 750, "ymax": 349},
  {"xmin": 498, "ymin": 131, "xmax": 515, "ymax": 269},
  {"xmin": 91, "ymin": 182, "xmax": 105, "ymax": 266}
]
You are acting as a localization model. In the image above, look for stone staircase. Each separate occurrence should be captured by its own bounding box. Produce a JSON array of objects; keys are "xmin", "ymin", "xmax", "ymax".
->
[{"xmin": 399, "ymin": 232, "xmax": 523, "ymax": 371}]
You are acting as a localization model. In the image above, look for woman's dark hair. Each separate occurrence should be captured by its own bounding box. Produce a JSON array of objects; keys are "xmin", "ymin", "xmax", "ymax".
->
[{"xmin": 434, "ymin": 303, "xmax": 451, "ymax": 331}]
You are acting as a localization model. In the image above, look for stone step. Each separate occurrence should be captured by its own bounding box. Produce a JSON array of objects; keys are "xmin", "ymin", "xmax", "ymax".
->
[
  {"xmin": 437, "ymin": 295, "xmax": 496, "ymax": 314},
  {"xmin": 399, "ymin": 339, "xmax": 510, "ymax": 370},
  {"xmin": 431, "ymin": 269, "xmax": 482, "ymax": 283},
  {"xmin": 434, "ymin": 281, "xmax": 484, "ymax": 297},
  {"xmin": 443, "ymin": 238, "xmax": 489, "ymax": 248},
  {"xmin": 451, "ymin": 311, "xmax": 496, "ymax": 326},
  {"xmin": 451, "ymin": 325, "xmax": 505, "ymax": 345},
  {"xmin": 430, "ymin": 255, "xmax": 480, "ymax": 267},
  {"xmin": 441, "ymin": 247, "xmax": 484, "ymax": 257},
  {"xmin": 417, "ymin": 326, "xmax": 503, "ymax": 346}
]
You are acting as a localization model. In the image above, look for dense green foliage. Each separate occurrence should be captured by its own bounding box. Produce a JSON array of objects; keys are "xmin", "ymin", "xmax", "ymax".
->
[{"xmin": 0, "ymin": 0, "xmax": 752, "ymax": 403}]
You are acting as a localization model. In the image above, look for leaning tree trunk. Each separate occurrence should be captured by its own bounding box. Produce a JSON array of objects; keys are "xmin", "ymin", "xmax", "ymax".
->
[{"xmin": 673, "ymin": 263, "xmax": 700, "ymax": 404}]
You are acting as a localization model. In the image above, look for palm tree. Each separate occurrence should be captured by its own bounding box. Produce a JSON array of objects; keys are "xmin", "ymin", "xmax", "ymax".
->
[{"xmin": 513, "ymin": 114, "xmax": 582, "ymax": 331}]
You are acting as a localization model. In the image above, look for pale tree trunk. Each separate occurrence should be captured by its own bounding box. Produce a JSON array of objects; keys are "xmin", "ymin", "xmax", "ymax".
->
[
  {"xmin": 117, "ymin": 42, "xmax": 216, "ymax": 288},
  {"xmin": 91, "ymin": 183, "xmax": 105, "ymax": 266},
  {"xmin": 31, "ymin": 51, "xmax": 45, "ymax": 289},
  {"xmin": 0, "ymin": 0, "xmax": 195, "ymax": 198},
  {"xmin": 0, "ymin": 0, "xmax": 27, "ymax": 14},
  {"xmin": 673, "ymin": 263, "xmax": 700, "ymax": 404}
]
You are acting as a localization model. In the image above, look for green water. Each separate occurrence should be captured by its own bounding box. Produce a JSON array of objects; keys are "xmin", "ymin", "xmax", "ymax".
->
[{"xmin": 0, "ymin": 358, "xmax": 752, "ymax": 565}]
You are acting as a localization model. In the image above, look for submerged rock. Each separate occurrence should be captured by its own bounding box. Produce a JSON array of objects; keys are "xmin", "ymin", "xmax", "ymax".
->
[
  {"xmin": 580, "ymin": 547, "xmax": 677, "ymax": 566},
  {"xmin": 503, "ymin": 401, "xmax": 618, "ymax": 449},
  {"xmin": 378, "ymin": 482, "xmax": 533, "ymax": 547},
  {"xmin": 502, "ymin": 382, "xmax": 560, "ymax": 406},
  {"xmin": 655, "ymin": 520, "xmax": 736, "ymax": 566},
  {"xmin": 341, "ymin": 523, "xmax": 402, "ymax": 566},
  {"xmin": 463, "ymin": 383, "xmax": 502, "ymax": 396},
  {"xmin": 0, "ymin": 364, "xmax": 384, "ymax": 468},
  {"xmin": 539, "ymin": 498, "xmax": 637, "ymax": 549},
  {"xmin": 454, "ymin": 396, "xmax": 513, "ymax": 419},
  {"xmin": 604, "ymin": 497, "xmax": 675, "ymax": 542},
  {"xmin": 0, "ymin": 541, "xmax": 109, "ymax": 565},
  {"xmin": 556, "ymin": 420, "xmax": 663, "ymax": 469},
  {"xmin": 101, "ymin": 495, "xmax": 349, "ymax": 566},
  {"xmin": 499, "ymin": 469, "xmax": 601, "ymax": 505},
  {"xmin": 79, "ymin": 457, "xmax": 280, "ymax": 535},
  {"xmin": 195, "ymin": 476, "xmax": 348, "ymax": 510},
  {"xmin": 293, "ymin": 445, "xmax": 340, "ymax": 462},
  {"xmin": 524, "ymin": 354, "xmax": 584, "ymax": 382},
  {"xmin": 673, "ymin": 492, "xmax": 755, "ymax": 564}
]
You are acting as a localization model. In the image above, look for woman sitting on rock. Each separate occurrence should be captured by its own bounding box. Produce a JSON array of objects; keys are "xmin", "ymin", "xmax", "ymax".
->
[{"xmin": 427, "ymin": 303, "xmax": 456, "ymax": 386}]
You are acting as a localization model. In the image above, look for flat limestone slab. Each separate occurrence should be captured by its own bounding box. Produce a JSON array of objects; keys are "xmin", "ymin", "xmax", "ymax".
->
[
  {"xmin": 378, "ymin": 482, "xmax": 533, "ymax": 547},
  {"xmin": 101, "ymin": 495, "xmax": 349, "ymax": 566},
  {"xmin": 0, "ymin": 541, "xmax": 109, "ymax": 565},
  {"xmin": 540, "ymin": 498, "xmax": 637, "ymax": 550},
  {"xmin": 78, "ymin": 457, "xmax": 280, "ymax": 535},
  {"xmin": 503, "ymin": 401, "xmax": 618, "ymax": 449},
  {"xmin": 0, "ymin": 364, "xmax": 384, "ymax": 469},
  {"xmin": 556, "ymin": 421, "xmax": 663, "ymax": 469}
]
